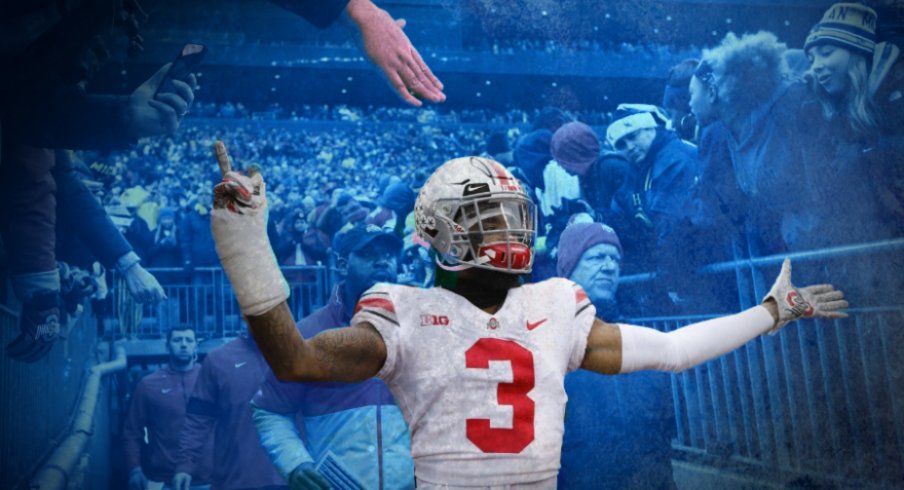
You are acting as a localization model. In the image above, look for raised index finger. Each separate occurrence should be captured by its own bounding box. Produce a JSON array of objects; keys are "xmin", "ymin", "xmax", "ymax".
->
[{"xmin": 213, "ymin": 141, "xmax": 231, "ymax": 176}]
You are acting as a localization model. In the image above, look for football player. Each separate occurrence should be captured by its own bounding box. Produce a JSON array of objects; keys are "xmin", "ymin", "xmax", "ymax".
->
[{"xmin": 210, "ymin": 142, "xmax": 848, "ymax": 489}]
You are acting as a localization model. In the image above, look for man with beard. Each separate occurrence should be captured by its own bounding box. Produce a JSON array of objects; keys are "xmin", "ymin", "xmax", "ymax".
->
[
  {"xmin": 123, "ymin": 327, "xmax": 212, "ymax": 490},
  {"xmin": 210, "ymin": 147, "xmax": 847, "ymax": 488},
  {"xmin": 251, "ymin": 225, "xmax": 414, "ymax": 489}
]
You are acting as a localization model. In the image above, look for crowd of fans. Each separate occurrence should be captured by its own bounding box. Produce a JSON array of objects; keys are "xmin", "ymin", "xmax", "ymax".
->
[
  {"xmin": 188, "ymin": 102, "xmax": 613, "ymax": 126},
  {"xmin": 78, "ymin": 118, "xmax": 492, "ymax": 282},
  {"xmin": 78, "ymin": 104, "xmax": 620, "ymax": 280},
  {"xmin": 5, "ymin": 1, "xmax": 904, "ymax": 353},
  {"xmin": 75, "ymin": 1, "xmax": 903, "ymax": 322},
  {"xmin": 480, "ymin": 38, "xmax": 700, "ymax": 59},
  {"xmin": 146, "ymin": 25, "xmax": 703, "ymax": 56}
]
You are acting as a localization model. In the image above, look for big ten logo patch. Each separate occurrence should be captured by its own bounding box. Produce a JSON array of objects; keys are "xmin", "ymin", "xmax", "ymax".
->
[{"xmin": 421, "ymin": 314, "xmax": 450, "ymax": 326}]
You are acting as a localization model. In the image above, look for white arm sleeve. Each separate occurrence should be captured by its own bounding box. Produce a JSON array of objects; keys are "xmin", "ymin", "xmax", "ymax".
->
[{"xmin": 619, "ymin": 306, "xmax": 775, "ymax": 373}]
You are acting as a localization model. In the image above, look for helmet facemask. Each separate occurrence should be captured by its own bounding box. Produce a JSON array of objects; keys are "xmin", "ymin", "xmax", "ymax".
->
[{"xmin": 434, "ymin": 193, "xmax": 536, "ymax": 273}]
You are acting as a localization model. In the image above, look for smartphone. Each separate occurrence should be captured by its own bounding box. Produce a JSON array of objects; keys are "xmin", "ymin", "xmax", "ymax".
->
[{"xmin": 154, "ymin": 42, "xmax": 207, "ymax": 97}]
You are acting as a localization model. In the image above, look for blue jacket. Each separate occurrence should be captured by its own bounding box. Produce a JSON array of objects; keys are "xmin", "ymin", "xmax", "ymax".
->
[
  {"xmin": 252, "ymin": 286, "xmax": 414, "ymax": 490},
  {"xmin": 611, "ymin": 129, "xmax": 699, "ymax": 272},
  {"xmin": 723, "ymin": 81, "xmax": 812, "ymax": 254},
  {"xmin": 612, "ymin": 130, "xmax": 699, "ymax": 236}
]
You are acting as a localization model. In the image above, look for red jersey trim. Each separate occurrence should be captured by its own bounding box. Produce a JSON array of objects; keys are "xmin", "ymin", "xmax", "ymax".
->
[{"xmin": 354, "ymin": 297, "xmax": 397, "ymax": 315}]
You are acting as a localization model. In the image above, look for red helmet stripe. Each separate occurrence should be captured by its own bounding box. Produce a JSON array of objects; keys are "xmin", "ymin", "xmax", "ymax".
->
[{"xmin": 492, "ymin": 162, "xmax": 521, "ymax": 192}]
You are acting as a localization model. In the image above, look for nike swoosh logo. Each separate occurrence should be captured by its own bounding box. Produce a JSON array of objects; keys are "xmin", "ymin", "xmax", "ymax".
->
[
  {"xmin": 526, "ymin": 318, "xmax": 548, "ymax": 331},
  {"xmin": 161, "ymin": 388, "xmax": 172, "ymax": 394},
  {"xmin": 235, "ymin": 362, "xmax": 247, "ymax": 368},
  {"xmin": 463, "ymin": 182, "xmax": 491, "ymax": 196}
]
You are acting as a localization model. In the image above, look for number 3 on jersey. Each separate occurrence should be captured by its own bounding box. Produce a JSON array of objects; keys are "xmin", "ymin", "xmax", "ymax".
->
[{"xmin": 464, "ymin": 338, "xmax": 535, "ymax": 453}]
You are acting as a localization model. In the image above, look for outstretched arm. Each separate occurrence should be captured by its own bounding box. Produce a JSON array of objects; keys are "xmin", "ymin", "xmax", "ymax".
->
[
  {"xmin": 582, "ymin": 302, "xmax": 779, "ymax": 374},
  {"xmin": 345, "ymin": 0, "xmax": 445, "ymax": 106},
  {"xmin": 210, "ymin": 141, "xmax": 385, "ymax": 382},
  {"xmin": 267, "ymin": 0, "xmax": 445, "ymax": 106},
  {"xmin": 582, "ymin": 259, "xmax": 847, "ymax": 375}
]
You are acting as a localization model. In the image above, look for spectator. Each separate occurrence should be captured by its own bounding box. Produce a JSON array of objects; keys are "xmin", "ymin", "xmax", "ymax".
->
[
  {"xmin": 172, "ymin": 332, "xmax": 287, "ymax": 490},
  {"xmin": 53, "ymin": 154, "xmax": 166, "ymax": 302},
  {"xmin": 683, "ymin": 105, "xmax": 746, "ymax": 278},
  {"xmin": 5, "ymin": 148, "xmax": 167, "ymax": 362},
  {"xmin": 379, "ymin": 179, "xmax": 418, "ymax": 237},
  {"xmin": 0, "ymin": 63, "xmax": 191, "ymax": 362},
  {"xmin": 315, "ymin": 191, "xmax": 354, "ymax": 241},
  {"xmin": 536, "ymin": 147, "xmax": 581, "ymax": 224},
  {"xmin": 800, "ymin": 2, "xmax": 904, "ymax": 243},
  {"xmin": 533, "ymin": 121, "xmax": 626, "ymax": 281},
  {"xmin": 682, "ymin": 75, "xmax": 751, "ymax": 310},
  {"xmin": 272, "ymin": 210, "xmax": 319, "ymax": 266},
  {"xmin": 555, "ymin": 222, "xmax": 677, "ymax": 490},
  {"xmin": 513, "ymin": 107, "xmax": 571, "ymax": 192},
  {"xmin": 252, "ymin": 225, "xmax": 413, "ymax": 489},
  {"xmin": 688, "ymin": 62, "xmax": 746, "ymax": 245},
  {"xmin": 606, "ymin": 105, "xmax": 699, "ymax": 278},
  {"xmin": 300, "ymin": 196, "xmax": 316, "ymax": 219},
  {"xmin": 805, "ymin": 3, "xmax": 887, "ymax": 139},
  {"xmin": 692, "ymin": 31, "xmax": 812, "ymax": 254},
  {"xmin": 662, "ymin": 58, "xmax": 701, "ymax": 142},
  {"xmin": 484, "ymin": 131, "xmax": 514, "ymax": 166},
  {"xmin": 550, "ymin": 122, "xmax": 627, "ymax": 223},
  {"xmin": 178, "ymin": 188, "xmax": 219, "ymax": 275},
  {"xmin": 366, "ymin": 189, "xmax": 400, "ymax": 231},
  {"xmin": 0, "ymin": 0, "xmax": 197, "ymax": 362},
  {"xmin": 149, "ymin": 208, "xmax": 182, "ymax": 268},
  {"xmin": 339, "ymin": 196, "xmax": 369, "ymax": 229},
  {"xmin": 125, "ymin": 203, "xmax": 155, "ymax": 264},
  {"xmin": 123, "ymin": 327, "xmax": 213, "ymax": 490}
]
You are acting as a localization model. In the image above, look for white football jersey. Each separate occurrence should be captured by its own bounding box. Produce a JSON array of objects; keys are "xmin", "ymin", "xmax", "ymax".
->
[{"xmin": 351, "ymin": 277, "xmax": 596, "ymax": 486}]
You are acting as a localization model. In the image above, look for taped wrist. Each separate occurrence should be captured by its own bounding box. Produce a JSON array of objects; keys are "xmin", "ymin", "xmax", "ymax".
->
[
  {"xmin": 212, "ymin": 208, "xmax": 288, "ymax": 316},
  {"xmin": 619, "ymin": 306, "xmax": 775, "ymax": 373}
]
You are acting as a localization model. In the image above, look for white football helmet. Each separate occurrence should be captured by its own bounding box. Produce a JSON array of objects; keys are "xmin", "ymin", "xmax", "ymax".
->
[{"xmin": 414, "ymin": 156, "xmax": 537, "ymax": 273}]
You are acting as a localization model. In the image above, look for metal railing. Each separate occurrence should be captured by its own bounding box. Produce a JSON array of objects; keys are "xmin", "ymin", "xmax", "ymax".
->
[
  {"xmin": 106, "ymin": 265, "xmax": 332, "ymax": 340},
  {"xmin": 623, "ymin": 239, "xmax": 904, "ymax": 488},
  {"xmin": 30, "ymin": 344, "xmax": 127, "ymax": 490}
]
